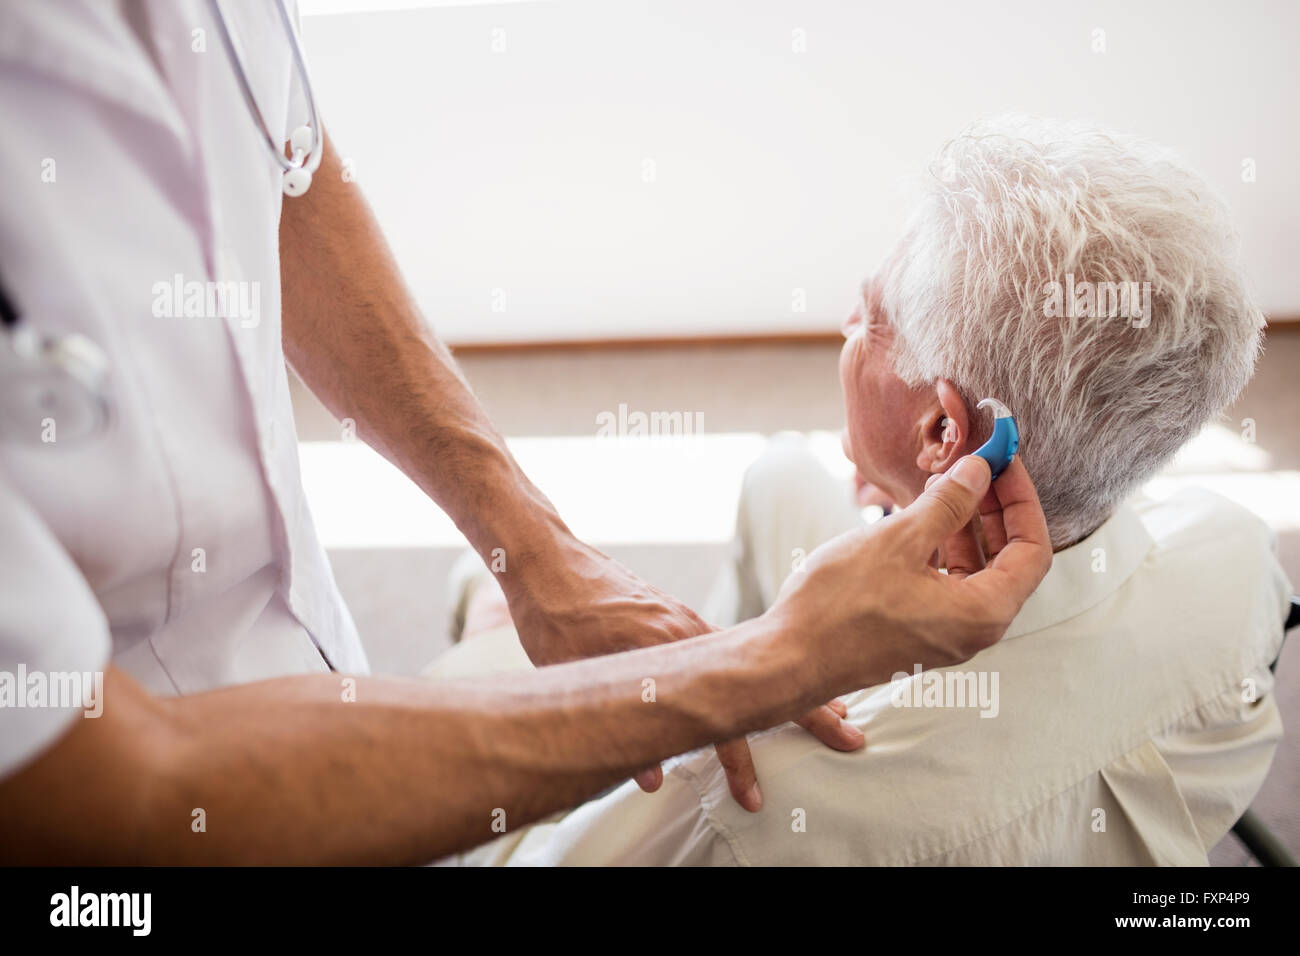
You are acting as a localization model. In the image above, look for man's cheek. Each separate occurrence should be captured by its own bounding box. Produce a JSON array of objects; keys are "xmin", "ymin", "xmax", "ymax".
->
[
  {"xmin": 839, "ymin": 334, "xmax": 868, "ymax": 398},
  {"xmin": 837, "ymin": 338, "xmax": 856, "ymax": 393}
]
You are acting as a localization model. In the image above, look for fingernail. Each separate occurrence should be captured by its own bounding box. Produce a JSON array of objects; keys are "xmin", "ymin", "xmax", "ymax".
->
[
  {"xmin": 925, "ymin": 473, "xmax": 942, "ymax": 490},
  {"xmin": 746, "ymin": 783, "xmax": 763, "ymax": 812},
  {"xmin": 951, "ymin": 456, "xmax": 990, "ymax": 491},
  {"xmin": 842, "ymin": 720, "xmax": 865, "ymax": 743}
]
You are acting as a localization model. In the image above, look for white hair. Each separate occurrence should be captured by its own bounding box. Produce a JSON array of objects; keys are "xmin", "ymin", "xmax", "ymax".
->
[{"xmin": 880, "ymin": 115, "xmax": 1264, "ymax": 546}]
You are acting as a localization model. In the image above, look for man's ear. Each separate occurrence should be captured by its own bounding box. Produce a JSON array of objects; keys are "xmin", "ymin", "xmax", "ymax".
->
[{"xmin": 915, "ymin": 378, "xmax": 971, "ymax": 475}]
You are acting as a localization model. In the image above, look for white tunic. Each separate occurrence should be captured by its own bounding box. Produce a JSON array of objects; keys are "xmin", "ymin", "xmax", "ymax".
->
[{"xmin": 0, "ymin": 0, "xmax": 368, "ymax": 777}]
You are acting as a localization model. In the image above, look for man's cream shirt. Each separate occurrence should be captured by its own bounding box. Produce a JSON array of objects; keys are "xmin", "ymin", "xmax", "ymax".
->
[{"xmin": 449, "ymin": 489, "xmax": 1290, "ymax": 866}]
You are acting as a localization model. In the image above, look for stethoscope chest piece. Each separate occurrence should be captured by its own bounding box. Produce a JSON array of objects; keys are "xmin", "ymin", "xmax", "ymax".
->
[{"xmin": 0, "ymin": 328, "xmax": 111, "ymax": 445}]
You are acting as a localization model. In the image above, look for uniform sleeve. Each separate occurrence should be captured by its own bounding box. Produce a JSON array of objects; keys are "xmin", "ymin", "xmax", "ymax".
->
[
  {"xmin": 0, "ymin": 472, "xmax": 112, "ymax": 779},
  {"xmin": 455, "ymin": 768, "xmax": 737, "ymax": 867}
]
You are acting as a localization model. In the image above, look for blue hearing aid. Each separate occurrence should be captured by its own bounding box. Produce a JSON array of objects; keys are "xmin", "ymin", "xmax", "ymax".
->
[{"xmin": 972, "ymin": 398, "xmax": 1019, "ymax": 479}]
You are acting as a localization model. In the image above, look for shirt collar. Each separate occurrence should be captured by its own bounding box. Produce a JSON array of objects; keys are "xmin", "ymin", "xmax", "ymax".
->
[{"xmin": 1001, "ymin": 500, "xmax": 1154, "ymax": 640}]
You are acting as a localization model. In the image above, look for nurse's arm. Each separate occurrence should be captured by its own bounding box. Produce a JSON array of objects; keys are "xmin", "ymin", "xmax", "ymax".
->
[
  {"xmin": 0, "ymin": 619, "xmax": 813, "ymax": 864},
  {"xmin": 0, "ymin": 459, "xmax": 1050, "ymax": 864},
  {"xmin": 278, "ymin": 136, "xmax": 715, "ymax": 668}
]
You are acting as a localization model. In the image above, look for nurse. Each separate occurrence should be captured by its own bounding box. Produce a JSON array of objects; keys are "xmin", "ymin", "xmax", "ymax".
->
[{"xmin": 0, "ymin": 0, "xmax": 1051, "ymax": 863}]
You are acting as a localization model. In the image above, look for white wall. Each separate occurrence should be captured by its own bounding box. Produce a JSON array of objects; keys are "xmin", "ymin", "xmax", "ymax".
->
[{"xmin": 301, "ymin": 0, "xmax": 1300, "ymax": 344}]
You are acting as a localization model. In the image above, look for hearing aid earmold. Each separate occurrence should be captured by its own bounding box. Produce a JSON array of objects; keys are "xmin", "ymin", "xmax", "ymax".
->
[{"xmin": 972, "ymin": 397, "xmax": 1019, "ymax": 479}]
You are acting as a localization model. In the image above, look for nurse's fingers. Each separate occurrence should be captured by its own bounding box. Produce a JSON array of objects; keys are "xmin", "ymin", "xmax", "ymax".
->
[
  {"xmin": 979, "ymin": 486, "xmax": 1008, "ymax": 555},
  {"xmin": 960, "ymin": 457, "xmax": 1052, "ymax": 615},
  {"xmin": 633, "ymin": 764, "xmax": 663, "ymax": 793},
  {"xmin": 714, "ymin": 739, "xmax": 762, "ymax": 812},
  {"xmin": 797, "ymin": 704, "xmax": 866, "ymax": 751},
  {"xmin": 713, "ymin": 700, "xmax": 861, "ymax": 814},
  {"xmin": 941, "ymin": 521, "xmax": 987, "ymax": 580},
  {"xmin": 900, "ymin": 456, "xmax": 992, "ymax": 563},
  {"xmin": 925, "ymin": 472, "xmax": 986, "ymax": 579}
]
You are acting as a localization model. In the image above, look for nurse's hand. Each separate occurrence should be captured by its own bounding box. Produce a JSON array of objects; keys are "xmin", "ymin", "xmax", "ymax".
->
[
  {"xmin": 769, "ymin": 454, "xmax": 1052, "ymax": 684},
  {"xmin": 502, "ymin": 541, "xmax": 861, "ymax": 811},
  {"xmin": 504, "ymin": 542, "xmax": 714, "ymax": 666},
  {"xmin": 630, "ymin": 698, "xmax": 863, "ymax": 812}
]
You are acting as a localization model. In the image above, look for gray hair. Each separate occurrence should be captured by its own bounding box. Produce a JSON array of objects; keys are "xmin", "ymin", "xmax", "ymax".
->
[{"xmin": 880, "ymin": 116, "xmax": 1264, "ymax": 546}]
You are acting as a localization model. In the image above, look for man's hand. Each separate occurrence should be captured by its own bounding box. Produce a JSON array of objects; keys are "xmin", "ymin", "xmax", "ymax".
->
[
  {"xmin": 770, "ymin": 454, "xmax": 1052, "ymax": 689},
  {"xmin": 498, "ymin": 538, "xmax": 863, "ymax": 811}
]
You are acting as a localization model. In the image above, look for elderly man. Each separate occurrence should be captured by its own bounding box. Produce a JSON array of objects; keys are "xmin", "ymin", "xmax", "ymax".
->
[{"xmin": 438, "ymin": 117, "xmax": 1292, "ymax": 866}]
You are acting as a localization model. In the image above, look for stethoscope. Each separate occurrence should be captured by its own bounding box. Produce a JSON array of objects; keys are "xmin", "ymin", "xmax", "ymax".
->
[
  {"xmin": 0, "ymin": 0, "xmax": 323, "ymax": 445},
  {"xmin": 208, "ymin": 0, "xmax": 325, "ymax": 198}
]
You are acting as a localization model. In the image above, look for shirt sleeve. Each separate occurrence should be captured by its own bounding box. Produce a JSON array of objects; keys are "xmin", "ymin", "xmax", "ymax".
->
[
  {"xmin": 1152, "ymin": 671, "xmax": 1285, "ymax": 851},
  {"xmin": 1149, "ymin": 531, "xmax": 1291, "ymax": 850},
  {"xmin": 0, "ymin": 471, "xmax": 112, "ymax": 779}
]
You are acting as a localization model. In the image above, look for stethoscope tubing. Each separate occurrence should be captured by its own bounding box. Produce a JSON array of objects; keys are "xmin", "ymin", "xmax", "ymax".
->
[{"xmin": 206, "ymin": 0, "xmax": 323, "ymax": 177}]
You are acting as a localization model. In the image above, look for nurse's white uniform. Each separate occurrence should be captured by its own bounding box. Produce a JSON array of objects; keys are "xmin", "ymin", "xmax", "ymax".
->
[{"xmin": 0, "ymin": 0, "xmax": 368, "ymax": 777}]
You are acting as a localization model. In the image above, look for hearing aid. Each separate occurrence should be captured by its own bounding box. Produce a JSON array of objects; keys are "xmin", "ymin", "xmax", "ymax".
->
[{"xmin": 972, "ymin": 398, "xmax": 1019, "ymax": 479}]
